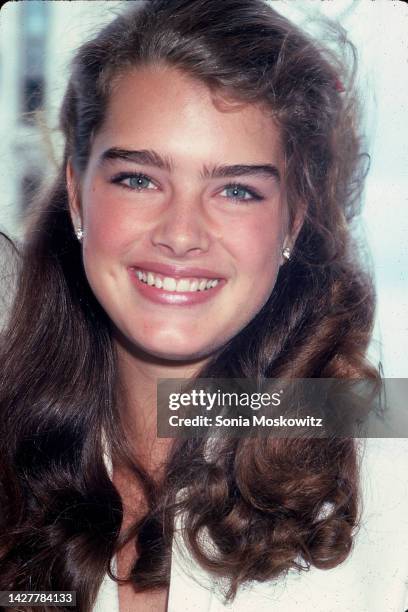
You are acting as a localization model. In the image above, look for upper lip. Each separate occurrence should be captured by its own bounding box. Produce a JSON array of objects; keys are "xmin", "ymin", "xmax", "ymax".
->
[{"xmin": 130, "ymin": 261, "xmax": 225, "ymax": 280}]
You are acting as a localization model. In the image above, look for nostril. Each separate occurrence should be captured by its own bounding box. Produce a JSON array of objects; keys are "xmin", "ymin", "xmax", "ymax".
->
[{"xmin": 151, "ymin": 233, "xmax": 210, "ymax": 257}]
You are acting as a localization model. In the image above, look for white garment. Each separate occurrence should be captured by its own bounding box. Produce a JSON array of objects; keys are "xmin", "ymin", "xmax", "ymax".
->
[{"xmin": 93, "ymin": 438, "xmax": 408, "ymax": 611}]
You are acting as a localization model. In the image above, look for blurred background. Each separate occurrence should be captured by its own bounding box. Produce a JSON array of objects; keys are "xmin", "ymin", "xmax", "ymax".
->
[{"xmin": 0, "ymin": 0, "xmax": 407, "ymax": 376}]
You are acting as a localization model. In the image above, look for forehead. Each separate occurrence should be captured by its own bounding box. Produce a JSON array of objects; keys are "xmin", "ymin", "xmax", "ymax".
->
[{"xmin": 93, "ymin": 64, "xmax": 283, "ymax": 166}]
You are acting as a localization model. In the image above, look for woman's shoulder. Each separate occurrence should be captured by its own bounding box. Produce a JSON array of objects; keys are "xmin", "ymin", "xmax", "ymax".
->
[
  {"xmin": 168, "ymin": 438, "xmax": 408, "ymax": 612},
  {"xmin": 95, "ymin": 439, "xmax": 408, "ymax": 611}
]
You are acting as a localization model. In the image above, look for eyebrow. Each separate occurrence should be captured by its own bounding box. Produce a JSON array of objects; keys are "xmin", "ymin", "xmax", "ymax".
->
[
  {"xmin": 100, "ymin": 148, "xmax": 173, "ymax": 172},
  {"xmin": 201, "ymin": 163, "xmax": 280, "ymax": 182},
  {"xmin": 99, "ymin": 148, "xmax": 280, "ymax": 182}
]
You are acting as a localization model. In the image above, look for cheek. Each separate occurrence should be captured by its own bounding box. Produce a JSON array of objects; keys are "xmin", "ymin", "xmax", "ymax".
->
[
  {"xmin": 82, "ymin": 189, "xmax": 136, "ymax": 254},
  {"xmin": 229, "ymin": 213, "xmax": 285, "ymax": 279}
]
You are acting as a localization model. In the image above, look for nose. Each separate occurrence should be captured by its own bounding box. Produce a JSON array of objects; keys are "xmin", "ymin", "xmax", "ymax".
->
[{"xmin": 150, "ymin": 191, "xmax": 212, "ymax": 257}]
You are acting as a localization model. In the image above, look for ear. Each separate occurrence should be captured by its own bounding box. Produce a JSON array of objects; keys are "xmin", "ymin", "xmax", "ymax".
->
[
  {"xmin": 66, "ymin": 159, "xmax": 82, "ymax": 231},
  {"xmin": 281, "ymin": 203, "xmax": 306, "ymax": 264}
]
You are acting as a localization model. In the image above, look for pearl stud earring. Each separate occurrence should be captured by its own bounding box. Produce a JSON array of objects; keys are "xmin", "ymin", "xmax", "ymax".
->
[
  {"xmin": 282, "ymin": 246, "xmax": 291, "ymax": 261},
  {"xmin": 75, "ymin": 227, "xmax": 84, "ymax": 242}
]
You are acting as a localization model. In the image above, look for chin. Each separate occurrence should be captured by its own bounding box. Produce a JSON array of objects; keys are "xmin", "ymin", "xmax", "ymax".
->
[
  {"xmin": 115, "ymin": 324, "xmax": 224, "ymax": 365},
  {"xmin": 136, "ymin": 338, "xmax": 218, "ymax": 363}
]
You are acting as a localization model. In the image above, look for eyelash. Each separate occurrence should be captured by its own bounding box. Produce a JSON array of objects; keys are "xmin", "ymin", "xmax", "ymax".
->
[
  {"xmin": 220, "ymin": 183, "xmax": 264, "ymax": 203},
  {"xmin": 110, "ymin": 172, "xmax": 264, "ymax": 203},
  {"xmin": 110, "ymin": 172, "xmax": 156, "ymax": 190}
]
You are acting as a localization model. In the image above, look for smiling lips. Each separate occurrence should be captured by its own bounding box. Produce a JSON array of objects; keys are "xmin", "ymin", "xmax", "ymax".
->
[
  {"xmin": 129, "ymin": 262, "xmax": 225, "ymax": 306},
  {"xmin": 136, "ymin": 269, "xmax": 219, "ymax": 292}
]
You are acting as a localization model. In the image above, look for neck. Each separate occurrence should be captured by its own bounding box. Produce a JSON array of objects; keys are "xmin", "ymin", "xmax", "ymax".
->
[{"xmin": 114, "ymin": 335, "xmax": 208, "ymax": 473}]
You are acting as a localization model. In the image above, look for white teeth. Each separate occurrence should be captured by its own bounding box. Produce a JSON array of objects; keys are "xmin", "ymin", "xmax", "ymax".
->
[
  {"xmin": 136, "ymin": 270, "xmax": 220, "ymax": 293},
  {"xmin": 163, "ymin": 277, "xmax": 177, "ymax": 291},
  {"xmin": 176, "ymin": 279, "xmax": 191, "ymax": 292}
]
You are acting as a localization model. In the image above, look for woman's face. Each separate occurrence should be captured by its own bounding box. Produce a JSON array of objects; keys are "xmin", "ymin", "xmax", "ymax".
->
[{"xmin": 68, "ymin": 65, "xmax": 292, "ymax": 363}]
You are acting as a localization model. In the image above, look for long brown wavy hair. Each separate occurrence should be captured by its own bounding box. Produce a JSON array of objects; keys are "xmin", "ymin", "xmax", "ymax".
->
[{"xmin": 0, "ymin": 0, "xmax": 378, "ymax": 609}]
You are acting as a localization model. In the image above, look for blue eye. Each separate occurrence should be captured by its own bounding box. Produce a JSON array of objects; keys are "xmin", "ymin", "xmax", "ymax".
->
[
  {"xmin": 127, "ymin": 175, "xmax": 154, "ymax": 189},
  {"xmin": 221, "ymin": 184, "xmax": 263, "ymax": 202},
  {"xmin": 111, "ymin": 173, "xmax": 156, "ymax": 190}
]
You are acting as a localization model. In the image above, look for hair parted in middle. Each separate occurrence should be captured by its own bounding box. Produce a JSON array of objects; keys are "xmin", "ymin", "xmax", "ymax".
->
[{"xmin": 0, "ymin": 0, "xmax": 378, "ymax": 608}]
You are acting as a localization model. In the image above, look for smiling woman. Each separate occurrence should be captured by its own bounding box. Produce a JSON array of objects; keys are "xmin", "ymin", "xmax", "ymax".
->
[
  {"xmin": 67, "ymin": 65, "xmax": 291, "ymax": 363},
  {"xmin": 0, "ymin": 1, "xmax": 407, "ymax": 612}
]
